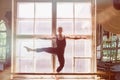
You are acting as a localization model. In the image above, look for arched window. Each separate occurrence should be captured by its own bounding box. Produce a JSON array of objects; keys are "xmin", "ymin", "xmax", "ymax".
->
[{"xmin": 0, "ymin": 20, "xmax": 7, "ymax": 61}]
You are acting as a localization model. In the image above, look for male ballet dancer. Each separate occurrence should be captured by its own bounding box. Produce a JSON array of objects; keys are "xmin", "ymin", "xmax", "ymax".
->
[{"xmin": 25, "ymin": 27, "xmax": 86, "ymax": 72}]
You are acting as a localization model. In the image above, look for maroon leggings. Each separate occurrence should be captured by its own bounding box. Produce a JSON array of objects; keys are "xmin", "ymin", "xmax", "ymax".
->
[{"xmin": 36, "ymin": 47, "xmax": 65, "ymax": 72}]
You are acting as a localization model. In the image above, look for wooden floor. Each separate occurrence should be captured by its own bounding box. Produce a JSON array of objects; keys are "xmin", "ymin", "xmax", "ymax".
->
[
  {"xmin": 11, "ymin": 75, "xmax": 103, "ymax": 80},
  {"xmin": 0, "ymin": 68, "xmax": 107, "ymax": 80}
]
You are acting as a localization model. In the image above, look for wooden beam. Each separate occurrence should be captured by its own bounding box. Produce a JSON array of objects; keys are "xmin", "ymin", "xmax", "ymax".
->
[{"xmin": 11, "ymin": 72, "xmax": 109, "ymax": 76}]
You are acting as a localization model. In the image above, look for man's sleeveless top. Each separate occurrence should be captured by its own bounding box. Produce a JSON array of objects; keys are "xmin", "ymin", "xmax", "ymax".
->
[{"xmin": 56, "ymin": 35, "xmax": 66, "ymax": 54}]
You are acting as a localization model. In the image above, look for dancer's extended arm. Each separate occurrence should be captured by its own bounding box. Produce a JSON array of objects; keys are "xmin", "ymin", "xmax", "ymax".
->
[{"xmin": 65, "ymin": 35, "xmax": 87, "ymax": 39}]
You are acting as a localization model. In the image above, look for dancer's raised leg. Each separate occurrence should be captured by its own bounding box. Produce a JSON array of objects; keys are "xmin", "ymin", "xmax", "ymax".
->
[{"xmin": 24, "ymin": 46, "xmax": 57, "ymax": 54}]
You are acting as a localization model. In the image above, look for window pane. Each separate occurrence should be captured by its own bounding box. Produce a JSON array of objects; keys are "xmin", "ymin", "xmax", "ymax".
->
[
  {"xmin": 35, "ymin": 20, "xmax": 52, "ymax": 35},
  {"xmin": 0, "ymin": 33, "xmax": 6, "ymax": 38},
  {"xmin": 75, "ymin": 20, "xmax": 92, "ymax": 35},
  {"xmin": 16, "ymin": 39, "xmax": 52, "ymax": 72},
  {"xmin": 61, "ymin": 40, "xmax": 74, "ymax": 72},
  {"xmin": 0, "ymin": 38, "xmax": 6, "ymax": 46},
  {"xmin": 57, "ymin": 3, "xmax": 73, "ymax": 18},
  {"xmin": 0, "ymin": 47, "xmax": 6, "ymax": 60},
  {"xmin": 75, "ymin": 3, "xmax": 91, "ymax": 18},
  {"xmin": 0, "ymin": 33, "xmax": 6, "ymax": 45},
  {"xmin": 57, "ymin": 19, "xmax": 73, "ymax": 34},
  {"xmin": 75, "ymin": 39, "xmax": 92, "ymax": 57},
  {"xmin": 35, "ymin": 3, "xmax": 52, "ymax": 18},
  {"xmin": 35, "ymin": 40, "xmax": 52, "ymax": 72},
  {"xmin": 75, "ymin": 59, "xmax": 91, "ymax": 73},
  {"xmin": 119, "ymin": 41, "xmax": 120, "ymax": 47},
  {"xmin": 16, "ymin": 58, "xmax": 34, "ymax": 72},
  {"xmin": 17, "ymin": 20, "xmax": 34, "ymax": 35},
  {"xmin": 17, "ymin": 3, "xmax": 34, "ymax": 18},
  {"xmin": 0, "ymin": 20, "xmax": 6, "ymax": 31},
  {"xmin": 118, "ymin": 49, "xmax": 120, "ymax": 60}
]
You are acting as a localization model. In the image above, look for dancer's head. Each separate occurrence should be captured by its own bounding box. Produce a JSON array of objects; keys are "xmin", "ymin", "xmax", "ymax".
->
[{"xmin": 58, "ymin": 27, "xmax": 63, "ymax": 34}]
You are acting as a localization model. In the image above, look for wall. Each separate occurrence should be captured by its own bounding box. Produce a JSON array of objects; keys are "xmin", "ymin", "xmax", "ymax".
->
[{"xmin": 0, "ymin": 0, "xmax": 11, "ymax": 20}]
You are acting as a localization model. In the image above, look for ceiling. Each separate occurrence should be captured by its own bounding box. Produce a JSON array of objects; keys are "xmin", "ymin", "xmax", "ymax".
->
[{"xmin": 97, "ymin": 0, "xmax": 120, "ymax": 34}]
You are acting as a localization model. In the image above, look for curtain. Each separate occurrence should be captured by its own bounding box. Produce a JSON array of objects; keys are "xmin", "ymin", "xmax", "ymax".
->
[{"xmin": 97, "ymin": 0, "xmax": 120, "ymax": 34}]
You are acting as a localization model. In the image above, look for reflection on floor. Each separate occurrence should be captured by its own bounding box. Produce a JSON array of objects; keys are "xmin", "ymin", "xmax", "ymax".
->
[
  {"xmin": 0, "ymin": 67, "xmax": 106, "ymax": 80},
  {"xmin": 12, "ymin": 74, "xmax": 102, "ymax": 80}
]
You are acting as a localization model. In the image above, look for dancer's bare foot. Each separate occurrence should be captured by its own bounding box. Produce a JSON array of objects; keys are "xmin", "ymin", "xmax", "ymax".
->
[
  {"xmin": 55, "ymin": 75, "xmax": 59, "ymax": 80},
  {"xmin": 24, "ymin": 46, "xmax": 32, "ymax": 52}
]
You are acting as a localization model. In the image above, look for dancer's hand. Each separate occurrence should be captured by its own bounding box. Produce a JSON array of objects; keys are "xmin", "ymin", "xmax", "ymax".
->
[{"xmin": 80, "ymin": 36, "xmax": 87, "ymax": 39}]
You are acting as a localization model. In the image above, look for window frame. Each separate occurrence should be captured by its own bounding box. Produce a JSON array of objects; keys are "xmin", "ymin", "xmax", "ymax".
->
[
  {"xmin": 0, "ymin": 20, "xmax": 7, "ymax": 62},
  {"xmin": 12, "ymin": 0, "xmax": 96, "ymax": 75}
]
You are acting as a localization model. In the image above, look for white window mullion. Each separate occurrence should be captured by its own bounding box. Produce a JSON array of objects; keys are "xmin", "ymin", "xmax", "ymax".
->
[{"xmin": 52, "ymin": 0, "xmax": 57, "ymax": 72}]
